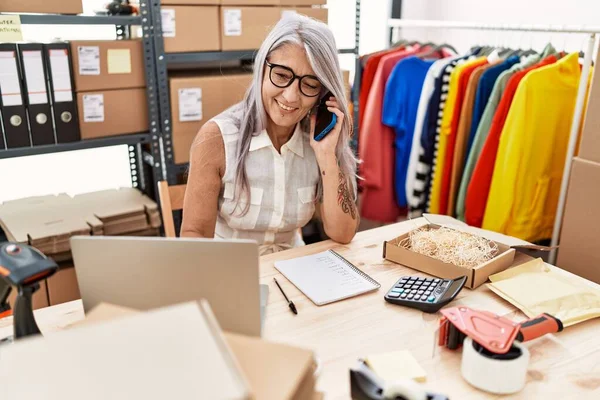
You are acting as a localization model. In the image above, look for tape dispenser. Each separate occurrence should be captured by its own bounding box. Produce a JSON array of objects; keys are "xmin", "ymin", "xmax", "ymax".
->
[{"xmin": 438, "ymin": 306, "xmax": 563, "ymax": 394}]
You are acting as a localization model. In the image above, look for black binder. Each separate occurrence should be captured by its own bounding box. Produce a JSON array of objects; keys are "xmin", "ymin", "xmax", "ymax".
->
[
  {"xmin": 44, "ymin": 42, "xmax": 80, "ymax": 143},
  {"xmin": 17, "ymin": 43, "xmax": 55, "ymax": 146},
  {"xmin": 0, "ymin": 43, "xmax": 30, "ymax": 148}
]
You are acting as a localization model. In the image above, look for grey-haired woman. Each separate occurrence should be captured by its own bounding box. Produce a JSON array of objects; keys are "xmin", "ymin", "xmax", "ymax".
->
[{"xmin": 181, "ymin": 14, "xmax": 359, "ymax": 255}]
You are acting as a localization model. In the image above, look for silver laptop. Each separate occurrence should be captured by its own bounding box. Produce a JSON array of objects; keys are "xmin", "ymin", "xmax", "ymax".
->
[{"xmin": 70, "ymin": 236, "xmax": 264, "ymax": 337}]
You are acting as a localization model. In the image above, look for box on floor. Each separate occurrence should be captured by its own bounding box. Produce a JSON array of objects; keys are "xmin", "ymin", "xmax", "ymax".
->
[
  {"xmin": 76, "ymin": 88, "xmax": 148, "ymax": 139},
  {"xmin": 0, "ymin": 0, "xmax": 83, "ymax": 14},
  {"xmin": 169, "ymin": 71, "xmax": 252, "ymax": 163},
  {"xmin": 161, "ymin": 5, "xmax": 220, "ymax": 53},
  {"xmin": 69, "ymin": 40, "xmax": 146, "ymax": 92},
  {"xmin": 557, "ymin": 157, "xmax": 600, "ymax": 284}
]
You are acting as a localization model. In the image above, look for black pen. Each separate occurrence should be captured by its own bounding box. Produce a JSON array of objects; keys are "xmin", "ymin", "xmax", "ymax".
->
[{"xmin": 274, "ymin": 277, "xmax": 298, "ymax": 315}]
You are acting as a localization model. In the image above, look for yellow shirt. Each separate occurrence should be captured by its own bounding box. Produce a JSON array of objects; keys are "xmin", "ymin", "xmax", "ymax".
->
[
  {"xmin": 428, "ymin": 57, "xmax": 486, "ymax": 213},
  {"xmin": 482, "ymin": 52, "xmax": 581, "ymax": 242}
]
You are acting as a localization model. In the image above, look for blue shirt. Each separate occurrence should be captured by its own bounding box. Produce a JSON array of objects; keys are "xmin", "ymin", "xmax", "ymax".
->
[
  {"xmin": 466, "ymin": 55, "xmax": 520, "ymax": 154},
  {"xmin": 382, "ymin": 56, "xmax": 435, "ymax": 207}
]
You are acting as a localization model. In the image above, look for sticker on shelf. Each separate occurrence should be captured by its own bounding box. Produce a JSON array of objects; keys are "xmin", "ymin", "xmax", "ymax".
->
[
  {"xmin": 0, "ymin": 51, "xmax": 23, "ymax": 106},
  {"xmin": 178, "ymin": 88, "xmax": 202, "ymax": 122},
  {"xmin": 107, "ymin": 49, "xmax": 132, "ymax": 74},
  {"xmin": 78, "ymin": 46, "xmax": 100, "ymax": 75},
  {"xmin": 83, "ymin": 94, "xmax": 104, "ymax": 123},
  {"xmin": 224, "ymin": 9, "xmax": 242, "ymax": 36},
  {"xmin": 22, "ymin": 50, "xmax": 48, "ymax": 105},
  {"xmin": 48, "ymin": 49, "xmax": 73, "ymax": 103},
  {"xmin": 161, "ymin": 9, "xmax": 176, "ymax": 38},
  {"xmin": 0, "ymin": 15, "xmax": 23, "ymax": 42}
]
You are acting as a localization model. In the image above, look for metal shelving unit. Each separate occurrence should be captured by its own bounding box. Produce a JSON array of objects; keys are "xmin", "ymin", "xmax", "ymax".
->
[
  {"xmin": 0, "ymin": 11, "xmax": 164, "ymax": 198},
  {"xmin": 148, "ymin": 0, "xmax": 362, "ymax": 185}
]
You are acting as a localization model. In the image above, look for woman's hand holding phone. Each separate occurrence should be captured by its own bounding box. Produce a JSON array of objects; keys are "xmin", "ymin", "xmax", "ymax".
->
[{"xmin": 310, "ymin": 95, "xmax": 344, "ymax": 162}]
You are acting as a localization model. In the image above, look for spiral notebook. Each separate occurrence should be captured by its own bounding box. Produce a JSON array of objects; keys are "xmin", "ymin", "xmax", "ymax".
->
[{"xmin": 274, "ymin": 250, "xmax": 380, "ymax": 306}]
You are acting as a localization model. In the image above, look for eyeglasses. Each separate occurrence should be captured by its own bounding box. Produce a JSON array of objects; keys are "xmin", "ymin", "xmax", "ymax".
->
[{"xmin": 265, "ymin": 61, "xmax": 322, "ymax": 97}]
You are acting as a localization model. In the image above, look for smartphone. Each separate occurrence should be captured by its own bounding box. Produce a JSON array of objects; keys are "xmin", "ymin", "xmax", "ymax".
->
[{"xmin": 314, "ymin": 92, "xmax": 337, "ymax": 141}]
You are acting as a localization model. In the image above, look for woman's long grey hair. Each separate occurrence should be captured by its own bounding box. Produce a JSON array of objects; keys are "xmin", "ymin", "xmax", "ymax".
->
[{"xmin": 230, "ymin": 13, "xmax": 358, "ymax": 209}]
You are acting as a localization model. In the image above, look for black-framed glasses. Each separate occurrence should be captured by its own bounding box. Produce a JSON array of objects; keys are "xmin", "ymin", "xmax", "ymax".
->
[{"xmin": 265, "ymin": 61, "xmax": 322, "ymax": 97}]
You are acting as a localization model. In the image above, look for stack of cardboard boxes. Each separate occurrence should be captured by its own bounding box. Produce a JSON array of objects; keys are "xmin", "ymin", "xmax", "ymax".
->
[
  {"xmin": 161, "ymin": 0, "xmax": 328, "ymax": 53},
  {"xmin": 557, "ymin": 52, "xmax": 600, "ymax": 284},
  {"xmin": 0, "ymin": 188, "xmax": 162, "ymax": 309},
  {"xmin": 70, "ymin": 40, "xmax": 149, "ymax": 140}
]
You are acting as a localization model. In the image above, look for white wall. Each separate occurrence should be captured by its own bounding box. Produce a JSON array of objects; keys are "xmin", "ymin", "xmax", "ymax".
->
[{"xmin": 401, "ymin": 0, "xmax": 599, "ymax": 55}]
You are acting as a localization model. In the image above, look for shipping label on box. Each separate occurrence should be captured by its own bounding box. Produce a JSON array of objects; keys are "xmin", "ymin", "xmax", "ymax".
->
[
  {"xmin": 224, "ymin": 9, "xmax": 243, "ymax": 36},
  {"xmin": 161, "ymin": 9, "xmax": 176, "ymax": 37},
  {"xmin": 78, "ymin": 46, "xmax": 100, "ymax": 75},
  {"xmin": 178, "ymin": 88, "xmax": 203, "ymax": 122},
  {"xmin": 82, "ymin": 94, "xmax": 104, "ymax": 123}
]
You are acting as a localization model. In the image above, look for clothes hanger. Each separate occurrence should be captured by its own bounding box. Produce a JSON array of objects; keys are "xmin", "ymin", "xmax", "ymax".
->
[{"xmin": 418, "ymin": 43, "xmax": 458, "ymax": 59}]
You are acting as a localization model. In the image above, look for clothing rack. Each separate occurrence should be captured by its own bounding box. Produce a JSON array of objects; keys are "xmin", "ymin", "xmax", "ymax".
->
[{"xmin": 387, "ymin": 19, "xmax": 600, "ymax": 264}]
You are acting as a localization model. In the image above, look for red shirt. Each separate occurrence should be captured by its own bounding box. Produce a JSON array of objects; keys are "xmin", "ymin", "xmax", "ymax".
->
[
  {"xmin": 439, "ymin": 58, "xmax": 488, "ymax": 215},
  {"xmin": 465, "ymin": 55, "xmax": 558, "ymax": 227},
  {"xmin": 359, "ymin": 47, "xmax": 420, "ymax": 222}
]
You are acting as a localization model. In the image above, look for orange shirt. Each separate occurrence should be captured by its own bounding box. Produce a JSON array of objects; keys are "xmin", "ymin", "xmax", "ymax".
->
[
  {"xmin": 438, "ymin": 58, "xmax": 488, "ymax": 215},
  {"xmin": 466, "ymin": 55, "xmax": 558, "ymax": 227}
]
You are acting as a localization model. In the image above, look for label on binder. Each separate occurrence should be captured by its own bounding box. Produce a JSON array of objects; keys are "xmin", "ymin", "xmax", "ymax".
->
[
  {"xmin": 161, "ymin": 9, "xmax": 176, "ymax": 38},
  {"xmin": 0, "ymin": 51, "xmax": 23, "ymax": 106},
  {"xmin": 22, "ymin": 50, "xmax": 48, "ymax": 105},
  {"xmin": 49, "ymin": 49, "xmax": 73, "ymax": 103},
  {"xmin": 224, "ymin": 9, "xmax": 242, "ymax": 36},
  {"xmin": 0, "ymin": 15, "xmax": 23, "ymax": 42},
  {"xmin": 83, "ymin": 94, "xmax": 104, "ymax": 123},
  {"xmin": 178, "ymin": 88, "xmax": 202, "ymax": 122},
  {"xmin": 78, "ymin": 46, "xmax": 100, "ymax": 75}
]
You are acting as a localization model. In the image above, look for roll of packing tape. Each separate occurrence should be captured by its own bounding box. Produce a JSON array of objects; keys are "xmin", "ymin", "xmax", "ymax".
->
[{"xmin": 461, "ymin": 337, "xmax": 529, "ymax": 395}]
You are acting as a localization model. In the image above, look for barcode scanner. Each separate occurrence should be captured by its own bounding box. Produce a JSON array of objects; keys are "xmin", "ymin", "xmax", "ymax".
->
[
  {"xmin": 313, "ymin": 91, "xmax": 338, "ymax": 141},
  {"xmin": 0, "ymin": 242, "xmax": 58, "ymax": 340}
]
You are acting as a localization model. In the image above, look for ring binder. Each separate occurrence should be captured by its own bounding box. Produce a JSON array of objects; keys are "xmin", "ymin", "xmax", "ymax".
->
[{"xmin": 328, "ymin": 250, "xmax": 381, "ymax": 287}]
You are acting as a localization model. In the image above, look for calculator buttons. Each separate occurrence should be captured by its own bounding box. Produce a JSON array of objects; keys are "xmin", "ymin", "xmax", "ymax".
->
[
  {"xmin": 400, "ymin": 293, "xmax": 407, "ymax": 298},
  {"xmin": 427, "ymin": 296, "xmax": 436, "ymax": 302},
  {"xmin": 417, "ymin": 290, "xmax": 424, "ymax": 295},
  {"xmin": 388, "ymin": 292, "xmax": 401, "ymax": 298},
  {"xmin": 407, "ymin": 294, "xmax": 414, "ymax": 299},
  {"xmin": 421, "ymin": 295, "xmax": 428, "ymax": 301}
]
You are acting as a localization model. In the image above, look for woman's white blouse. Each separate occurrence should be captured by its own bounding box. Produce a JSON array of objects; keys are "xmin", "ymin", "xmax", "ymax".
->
[{"xmin": 211, "ymin": 106, "xmax": 321, "ymax": 255}]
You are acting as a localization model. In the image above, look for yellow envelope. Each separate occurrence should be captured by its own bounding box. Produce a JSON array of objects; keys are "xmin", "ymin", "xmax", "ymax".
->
[{"xmin": 488, "ymin": 258, "xmax": 600, "ymax": 327}]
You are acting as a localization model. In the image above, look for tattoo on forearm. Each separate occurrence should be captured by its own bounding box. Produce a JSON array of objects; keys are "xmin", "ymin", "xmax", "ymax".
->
[{"xmin": 337, "ymin": 171, "xmax": 357, "ymax": 220}]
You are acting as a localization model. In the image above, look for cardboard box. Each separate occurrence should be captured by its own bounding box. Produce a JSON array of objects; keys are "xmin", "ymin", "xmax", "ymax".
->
[
  {"xmin": 47, "ymin": 266, "xmax": 81, "ymax": 306},
  {"xmin": 578, "ymin": 47, "xmax": 600, "ymax": 163},
  {"xmin": 169, "ymin": 71, "xmax": 252, "ymax": 163},
  {"xmin": 7, "ymin": 280, "xmax": 48, "ymax": 311},
  {"xmin": 0, "ymin": 0, "xmax": 83, "ymax": 14},
  {"xmin": 380, "ymin": 214, "xmax": 547, "ymax": 289},
  {"xmin": 283, "ymin": 6, "xmax": 328, "ymax": 23},
  {"xmin": 221, "ymin": 0, "xmax": 278, "ymax": 4},
  {"xmin": 70, "ymin": 303, "xmax": 318, "ymax": 400},
  {"xmin": 220, "ymin": 6, "xmax": 281, "ymax": 51},
  {"xmin": 77, "ymin": 88, "xmax": 149, "ymax": 139},
  {"xmin": 70, "ymin": 40, "xmax": 146, "ymax": 92},
  {"xmin": 557, "ymin": 158, "xmax": 600, "ymax": 284},
  {"xmin": 279, "ymin": 0, "xmax": 326, "ymax": 4},
  {"xmin": 162, "ymin": 6, "xmax": 220, "ymax": 53},
  {"xmin": 2, "ymin": 301, "xmax": 252, "ymax": 400},
  {"xmin": 162, "ymin": 0, "xmax": 220, "ymax": 3}
]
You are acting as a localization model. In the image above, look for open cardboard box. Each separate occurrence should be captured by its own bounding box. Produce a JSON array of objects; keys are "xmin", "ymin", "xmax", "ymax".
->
[{"xmin": 383, "ymin": 215, "xmax": 550, "ymax": 289}]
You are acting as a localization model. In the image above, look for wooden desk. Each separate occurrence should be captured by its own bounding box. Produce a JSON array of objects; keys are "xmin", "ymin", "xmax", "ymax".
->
[{"xmin": 2, "ymin": 219, "xmax": 600, "ymax": 399}]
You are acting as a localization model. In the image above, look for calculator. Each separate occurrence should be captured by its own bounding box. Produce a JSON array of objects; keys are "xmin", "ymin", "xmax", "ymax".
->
[{"xmin": 384, "ymin": 275, "xmax": 467, "ymax": 313}]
